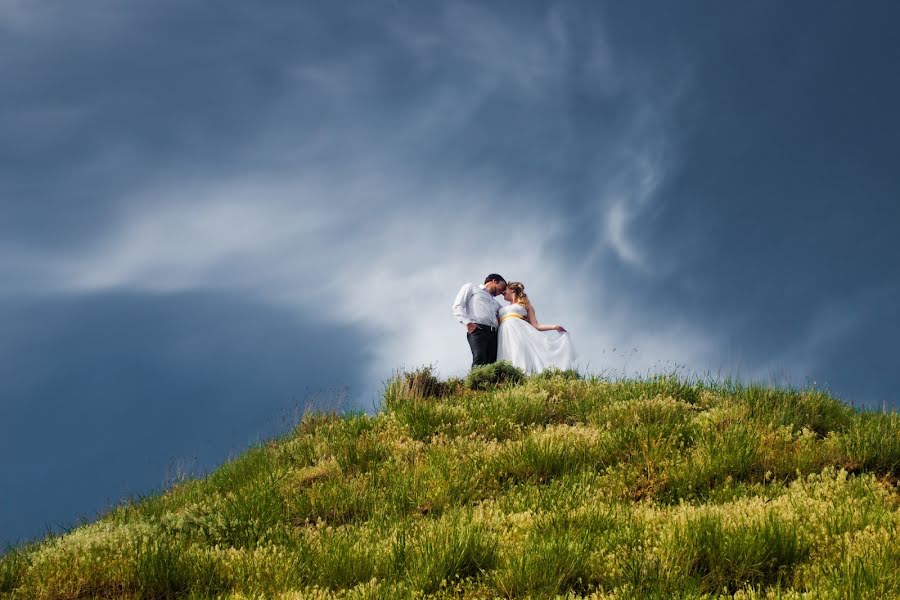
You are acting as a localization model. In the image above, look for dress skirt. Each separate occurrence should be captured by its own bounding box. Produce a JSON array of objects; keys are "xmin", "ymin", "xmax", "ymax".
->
[{"xmin": 496, "ymin": 317, "xmax": 576, "ymax": 374}]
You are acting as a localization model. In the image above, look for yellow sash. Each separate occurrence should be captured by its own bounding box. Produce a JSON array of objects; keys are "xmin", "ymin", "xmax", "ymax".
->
[{"xmin": 500, "ymin": 313, "xmax": 525, "ymax": 323}]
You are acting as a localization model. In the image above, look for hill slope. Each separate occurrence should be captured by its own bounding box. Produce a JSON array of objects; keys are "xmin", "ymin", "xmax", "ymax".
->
[{"xmin": 1, "ymin": 368, "xmax": 898, "ymax": 599}]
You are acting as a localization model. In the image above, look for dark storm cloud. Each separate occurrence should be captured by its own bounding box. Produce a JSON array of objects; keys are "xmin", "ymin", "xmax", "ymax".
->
[
  {"xmin": 0, "ymin": 0, "xmax": 657, "ymax": 249},
  {"xmin": 597, "ymin": 2, "xmax": 900, "ymax": 403},
  {"xmin": 1, "ymin": 1, "xmax": 346, "ymax": 246},
  {"xmin": 0, "ymin": 290, "xmax": 371, "ymax": 547}
]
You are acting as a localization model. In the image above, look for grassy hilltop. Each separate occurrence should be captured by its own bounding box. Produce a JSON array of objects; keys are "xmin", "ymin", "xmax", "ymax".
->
[{"xmin": 1, "ymin": 364, "xmax": 898, "ymax": 599}]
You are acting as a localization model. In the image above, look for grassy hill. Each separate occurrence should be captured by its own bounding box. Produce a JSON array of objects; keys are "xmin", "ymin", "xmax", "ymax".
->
[{"xmin": 1, "ymin": 365, "xmax": 898, "ymax": 599}]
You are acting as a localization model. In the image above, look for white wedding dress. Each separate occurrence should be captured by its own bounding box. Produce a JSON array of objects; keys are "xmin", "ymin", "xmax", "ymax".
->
[{"xmin": 496, "ymin": 303, "xmax": 576, "ymax": 374}]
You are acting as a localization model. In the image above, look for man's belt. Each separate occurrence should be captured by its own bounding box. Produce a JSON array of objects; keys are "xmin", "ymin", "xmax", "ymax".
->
[{"xmin": 472, "ymin": 323, "xmax": 497, "ymax": 332}]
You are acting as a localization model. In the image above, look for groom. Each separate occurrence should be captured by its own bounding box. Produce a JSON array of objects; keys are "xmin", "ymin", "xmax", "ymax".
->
[{"xmin": 452, "ymin": 274, "xmax": 507, "ymax": 368}]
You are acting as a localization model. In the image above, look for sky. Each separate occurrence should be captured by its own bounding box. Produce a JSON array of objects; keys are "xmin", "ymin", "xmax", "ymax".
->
[{"xmin": 2, "ymin": 0, "xmax": 899, "ymax": 549}]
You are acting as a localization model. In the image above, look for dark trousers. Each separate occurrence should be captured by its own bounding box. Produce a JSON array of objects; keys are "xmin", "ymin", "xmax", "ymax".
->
[{"xmin": 467, "ymin": 326, "xmax": 498, "ymax": 368}]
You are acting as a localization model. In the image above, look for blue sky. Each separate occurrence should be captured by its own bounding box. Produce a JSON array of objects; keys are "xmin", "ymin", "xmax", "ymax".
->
[{"xmin": 2, "ymin": 1, "xmax": 898, "ymax": 548}]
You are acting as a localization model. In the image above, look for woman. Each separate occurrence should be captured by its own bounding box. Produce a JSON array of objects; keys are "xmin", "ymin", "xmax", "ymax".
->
[{"xmin": 496, "ymin": 281, "xmax": 576, "ymax": 374}]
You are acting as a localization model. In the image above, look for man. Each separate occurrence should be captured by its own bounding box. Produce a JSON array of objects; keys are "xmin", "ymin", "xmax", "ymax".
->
[{"xmin": 452, "ymin": 274, "xmax": 506, "ymax": 368}]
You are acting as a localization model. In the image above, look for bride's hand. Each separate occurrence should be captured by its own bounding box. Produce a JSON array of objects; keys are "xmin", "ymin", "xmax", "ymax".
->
[{"xmin": 556, "ymin": 325, "xmax": 567, "ymax": 333}]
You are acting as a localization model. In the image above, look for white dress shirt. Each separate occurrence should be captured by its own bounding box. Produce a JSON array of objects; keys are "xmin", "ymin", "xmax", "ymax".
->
[{"xmin": 452, "ymin": 283, "xmax": 502, "ymax": 328}]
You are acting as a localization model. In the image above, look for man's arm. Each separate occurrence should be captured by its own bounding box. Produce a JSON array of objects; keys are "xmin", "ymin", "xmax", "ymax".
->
[{"xmin": 452, "ymin": 283, "xmax": 476, "ymax": 331}]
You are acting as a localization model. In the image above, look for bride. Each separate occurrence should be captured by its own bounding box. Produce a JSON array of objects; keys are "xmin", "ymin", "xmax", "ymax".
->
[{"xmin": 497, "ymin": 281, "xmax": 576, "ymax": 374}]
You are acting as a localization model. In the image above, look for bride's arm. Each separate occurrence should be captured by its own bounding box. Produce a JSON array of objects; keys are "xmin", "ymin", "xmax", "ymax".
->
[{"xmin": 525, "ymin": 304, "xmax": 567, "ymax": 332}]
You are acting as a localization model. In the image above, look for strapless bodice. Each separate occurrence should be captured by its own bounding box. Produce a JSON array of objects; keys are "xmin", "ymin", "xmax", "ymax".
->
[{"xmin": 499, "ymin": 303, "xmax": 527, "ymax": 318}]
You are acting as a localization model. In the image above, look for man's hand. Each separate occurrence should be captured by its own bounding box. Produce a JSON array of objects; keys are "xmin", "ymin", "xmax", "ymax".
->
[{"xmin": 466, "ymin": 323, "xmax": 478, "ymax": 333}]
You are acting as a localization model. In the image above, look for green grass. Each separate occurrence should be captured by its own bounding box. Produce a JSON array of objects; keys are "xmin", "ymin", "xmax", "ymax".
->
[
  {"xmin": 673, "ymin": 511, "xmax": 810, "ymax": 593},
  {"xmin": 2, "ymin": 368, "xmax": 898, "ymax": 599}
]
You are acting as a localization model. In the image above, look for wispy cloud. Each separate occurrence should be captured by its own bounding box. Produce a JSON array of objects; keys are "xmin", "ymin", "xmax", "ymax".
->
[{"xmin": 0, "ymin": 2, "xmax": 715, "ymax": 393}]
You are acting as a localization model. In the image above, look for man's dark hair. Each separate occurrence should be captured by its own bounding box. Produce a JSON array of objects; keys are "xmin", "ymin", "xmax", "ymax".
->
[{"xmin": 484, "ymin": 273, "xmax": 506, "ymax": 285}]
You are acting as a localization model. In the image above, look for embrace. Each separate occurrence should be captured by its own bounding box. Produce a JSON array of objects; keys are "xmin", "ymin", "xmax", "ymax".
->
[{"xmin": 452, "ymin": 273, "xmax": 576, "ymax": 373}]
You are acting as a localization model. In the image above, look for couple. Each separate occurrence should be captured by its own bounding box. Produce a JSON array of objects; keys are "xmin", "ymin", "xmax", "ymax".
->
[{"xmin": 452, "ymin": 273, "xmax": 576, "ymax": 374}]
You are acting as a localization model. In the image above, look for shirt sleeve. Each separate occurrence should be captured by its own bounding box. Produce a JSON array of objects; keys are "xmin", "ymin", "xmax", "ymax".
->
[{"xmin": 451, "ymin": 283, "xmax": 474, "ymax": 325}]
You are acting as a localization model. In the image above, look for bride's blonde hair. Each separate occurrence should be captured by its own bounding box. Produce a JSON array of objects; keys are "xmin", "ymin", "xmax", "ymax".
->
[{"xmin": 507, "ymin": 281, "xmax": 530, "ymax": 306}]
